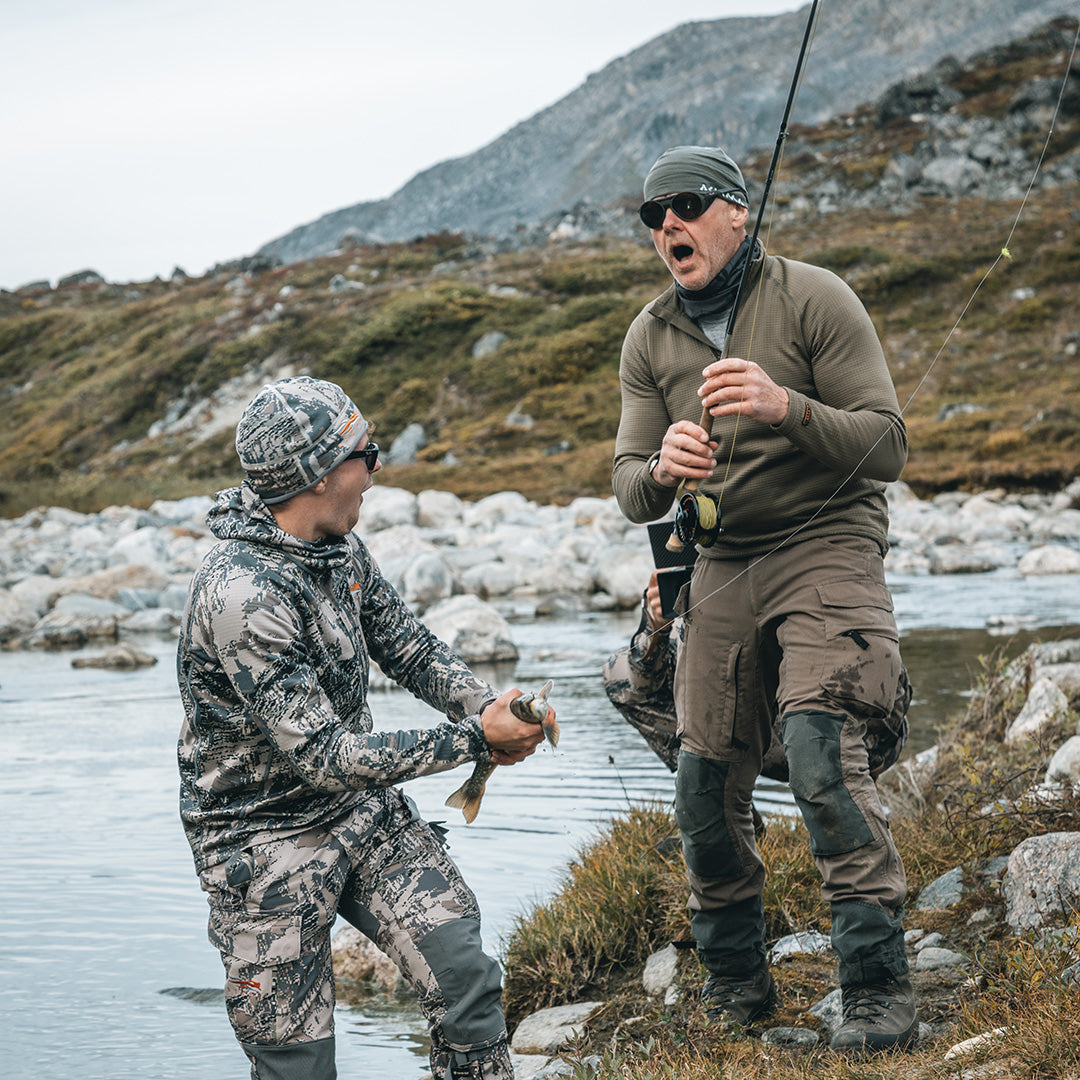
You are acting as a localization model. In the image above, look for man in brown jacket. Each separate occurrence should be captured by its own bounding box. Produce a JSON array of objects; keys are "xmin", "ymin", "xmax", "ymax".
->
[{"xmin": 612, "ymin": 145, "xmax": 917, "ymax": 1055}]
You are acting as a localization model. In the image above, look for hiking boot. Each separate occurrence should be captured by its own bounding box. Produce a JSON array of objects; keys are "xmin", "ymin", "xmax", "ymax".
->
[
  {"xmin": 829, "ymin": 973, "xmax": 918, "ymax": 1055},
  {"xmin": 701, "ymin": 968, "xmax": 778, "ymax": 1029}
]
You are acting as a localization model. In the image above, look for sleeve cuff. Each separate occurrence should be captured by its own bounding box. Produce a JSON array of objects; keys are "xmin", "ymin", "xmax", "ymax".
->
[{"xmin": 462, "ymin": 714, "xmax": 493, "ymax": 762}]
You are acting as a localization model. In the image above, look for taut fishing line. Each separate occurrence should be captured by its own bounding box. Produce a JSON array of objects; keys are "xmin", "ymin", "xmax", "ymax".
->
[{"xmin": 665, "ymin": 9, "xmax": 1080, "ymax": 630}]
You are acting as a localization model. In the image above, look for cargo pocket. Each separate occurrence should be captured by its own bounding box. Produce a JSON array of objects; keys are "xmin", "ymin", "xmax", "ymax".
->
[
  {"xmin": 817, "ymin": 579, "xmax": 901, "ymax": 721},
  {"xmin": 675, "ymin": 638, "xmax": 744, "ymax": 760},
  {"xmin": 210, "ymin": 907, "xmax": 304, "ymax": 1044}
]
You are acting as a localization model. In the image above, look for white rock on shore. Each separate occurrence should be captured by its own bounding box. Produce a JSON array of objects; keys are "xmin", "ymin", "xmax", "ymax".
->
[{"xmin": 0, "ymin": 479, "xmax": 1077, "ymax": 653}]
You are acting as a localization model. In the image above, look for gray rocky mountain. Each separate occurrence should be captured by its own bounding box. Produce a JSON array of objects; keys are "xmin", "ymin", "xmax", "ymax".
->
[{"xmin": 256, "ymin": 0, "xmax": 1069, "ymax": 264}]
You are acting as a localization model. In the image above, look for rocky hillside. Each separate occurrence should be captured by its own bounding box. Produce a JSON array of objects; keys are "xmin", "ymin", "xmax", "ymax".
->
[
  {"xmin": 256, "ymin": 0, "xmax": 1070, "ymax": 263},
  {"xmin": 0, "ymin": 16, "xmax": 1077, "ymax": 519}
]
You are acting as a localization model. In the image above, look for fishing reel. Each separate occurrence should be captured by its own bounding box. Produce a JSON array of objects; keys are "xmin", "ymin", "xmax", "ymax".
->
[{"xmin": 666, "ymin": 487, "xmax": 722, "ymax": 552}]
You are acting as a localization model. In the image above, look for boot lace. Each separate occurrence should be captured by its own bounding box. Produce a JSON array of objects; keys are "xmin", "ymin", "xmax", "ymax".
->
[{"xmin": 842, "ymin": 981, "xmax": 897, "ymax": 1023}]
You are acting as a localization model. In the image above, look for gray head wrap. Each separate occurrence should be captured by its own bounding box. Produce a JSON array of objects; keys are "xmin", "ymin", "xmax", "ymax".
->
[
  {"xmin": 643, "ymin": 145, "xmax": 749, "ymax": 208},
  {"xmin": 235, "ymin": 376, "xmax": 368, "ymax": 504}
]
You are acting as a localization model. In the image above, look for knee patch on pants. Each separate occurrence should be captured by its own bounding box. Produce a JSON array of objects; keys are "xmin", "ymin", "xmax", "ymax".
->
[
  {"xmin": 675, "ymin": 751, "xmax": 743, "ymax": 881},
  {"xmin": 418, "ymin": 918, "xmax": 505, "ymax": 1049},
  {"xmin": 241, "ymin": 1035, "xmax": 336, "ymax": 1080},
  {"xmin": 782, "ymin": 710, "xmax": 874, "ymax": 857}
]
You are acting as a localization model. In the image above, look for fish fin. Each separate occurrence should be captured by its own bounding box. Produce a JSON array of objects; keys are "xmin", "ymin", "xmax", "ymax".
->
[
  {"xmin": 541, "ymin": 718, "xmax": 560, "ymax": 748},
  {"xmin": 445, "ymin": 784, "xmax": 484, "ymax": 824}
]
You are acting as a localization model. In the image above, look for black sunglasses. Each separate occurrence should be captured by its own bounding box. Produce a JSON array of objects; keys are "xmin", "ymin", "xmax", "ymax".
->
[
  {"xmin": 345, "ymin": 442, "xmax": 379, "ymax": 469},
  {"xmin": 639, "ymin": 189, "xmax": 722, "ymax": 229}
]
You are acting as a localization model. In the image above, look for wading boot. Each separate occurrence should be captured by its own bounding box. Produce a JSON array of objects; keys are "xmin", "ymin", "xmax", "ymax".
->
[
  {"xmin": 701, "ymin": 967, "xmax": 778, "ymax": 1030},
  {"xmin": 829, "ymin": 972, "xmax": 918, "ymax": 1055}
]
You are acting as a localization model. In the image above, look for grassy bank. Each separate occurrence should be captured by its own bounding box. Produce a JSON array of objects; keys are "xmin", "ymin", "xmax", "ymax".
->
[{"xmin": 501, "ymin": 646, "xmax": 1080, "ymax": 1078}]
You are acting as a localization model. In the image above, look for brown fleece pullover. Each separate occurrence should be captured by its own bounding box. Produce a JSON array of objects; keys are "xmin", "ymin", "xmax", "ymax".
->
[{"xmin": 612, "ymin": 252, "xmax": 907, "ymax": 558}]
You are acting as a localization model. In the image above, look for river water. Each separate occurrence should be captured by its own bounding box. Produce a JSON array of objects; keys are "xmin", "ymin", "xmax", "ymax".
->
[{"xmin": 1, "ymin": 566, "xmax": 1078, "ymax": 1080}]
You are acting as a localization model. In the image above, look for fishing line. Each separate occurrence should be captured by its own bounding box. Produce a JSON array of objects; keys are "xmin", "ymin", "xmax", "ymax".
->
[{"xmin": 664, "ymin": 12, "xmax": 1080, "ymax": 629}]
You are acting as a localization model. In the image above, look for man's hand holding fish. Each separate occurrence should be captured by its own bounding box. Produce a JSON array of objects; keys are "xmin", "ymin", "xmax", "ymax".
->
[{"xmin": 481, "ymin": 685, "xmax": 551, "ymax": 764}]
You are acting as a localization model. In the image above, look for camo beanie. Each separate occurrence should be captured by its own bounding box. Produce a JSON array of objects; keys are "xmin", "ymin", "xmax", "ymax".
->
[
  {"xmin": 235, "ymin": 376, "xmax": 368, "ymax": 504},
  {"xmin": 643, "ymin": 145, "xmax": 749, "ymax": 209}
]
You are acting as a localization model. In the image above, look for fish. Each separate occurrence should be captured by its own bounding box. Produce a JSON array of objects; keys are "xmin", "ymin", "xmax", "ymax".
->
[{"xmin": 445, "ymin": 680, "xmax": 556, "ymax": 823}]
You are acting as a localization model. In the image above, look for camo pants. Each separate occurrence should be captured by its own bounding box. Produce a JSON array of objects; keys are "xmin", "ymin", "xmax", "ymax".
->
[{"xmin": 201, "ymin": 787, "xmax": 512, "ymax": 1079}]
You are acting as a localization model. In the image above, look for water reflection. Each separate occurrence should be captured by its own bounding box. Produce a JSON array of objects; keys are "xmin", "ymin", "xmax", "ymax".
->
[{"xmin": 1, "ymin": 587, "xmax": 1077, "ymax": 1079}]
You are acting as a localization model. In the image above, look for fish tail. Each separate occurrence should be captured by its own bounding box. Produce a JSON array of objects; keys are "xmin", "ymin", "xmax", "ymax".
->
[
  {"xmin": 445, "ymin": 782, "xmax": 485, "ymax": 824},
  {"xmin": 541, "ymin": 718, "xmax": 560, "ymax": 748}
]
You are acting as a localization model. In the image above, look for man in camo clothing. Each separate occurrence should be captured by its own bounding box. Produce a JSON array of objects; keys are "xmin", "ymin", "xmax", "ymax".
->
[{"xmin": 177, "ymin": 376, "xmax": 547, "ymax": 1080}]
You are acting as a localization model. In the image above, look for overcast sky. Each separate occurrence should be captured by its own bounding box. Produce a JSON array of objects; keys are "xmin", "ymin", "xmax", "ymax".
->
[{"xmin": 1, "ymin": 0, "xmax": 803, "ymax": 291}]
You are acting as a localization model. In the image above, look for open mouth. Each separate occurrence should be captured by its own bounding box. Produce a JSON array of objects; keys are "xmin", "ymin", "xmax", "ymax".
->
[{"xmin": 672, "ymin": 243, "xmax": 694, "ymax": 263}]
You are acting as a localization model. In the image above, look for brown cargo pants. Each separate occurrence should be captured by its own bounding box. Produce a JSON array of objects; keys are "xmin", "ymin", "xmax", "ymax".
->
[{"xmin": 673, "ymin": 535, "xmax": 909, "ymax": 986}]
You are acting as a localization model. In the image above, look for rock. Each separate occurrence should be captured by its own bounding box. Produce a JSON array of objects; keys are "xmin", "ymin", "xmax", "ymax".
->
[
  {"xmin": 460, "ymin": 561, "xmax": 525, "ymax": 599},
  {"xmin": 420, "ymin": 595, "xmax": 519, "ymax": 663},
  {"xmin": 0, "ymin": 590, "xmax": 37, "ymax": 642},
  {"xmin": 509, "ymin": 1054, "xmax": 553, "ymax": 1080},
  {"xmin": 505, "ymin": 404, "xmax": 535, "ymax": 430},
  {"xmin": 915, "ymin": 866, "xmax": 966, "ymax": 910},
  {"xmin": 71, "ymin": 643, "xmax": 158, "ymax": 669},
  {"xmin": 593, "ymin": 547, "xmax": 655, "ymax": 609},
  {"xmin": 58, "ymin": 268, "xmax": 105, "ymax": 287},
  {"xmin": 944, "ymin": 1028, "xmax": 1010, "ymax": 1060},
  {"xmin": 642, "ymin": 943, "xmax": 677, "ymax": 996},
  {"xmin": 768, "ymin": 931, "xmax": 832, "ymax": 963},
  {"xmin": 24, "ymin": 610, "xmax": 120, "ymax": 649},
  {"xmin": 330, "ymin": 926, "xmax": 408, "ymax": 995},
  {"xmin": 1017, "ymin": 544, "xmax": 1080, "ymax": 575},
  {"xmin": 532, "ymin": 1057, "xmax": 601, "ymax": 1078},
  {"xmin": 914, "ymin": 932, "xmax": 944, "ymax": 951},
  {"xmin": 915, "ymin": 946, "xmax": 968, "ymax": 970},
  {"xmin": 386, "ymin": 422, "xmax": 426, "ymax": 465},
  {"xmin": 401, "ymin": 553, "xmax": 456, "ymax": 612},
  {"xmin": 355, "ymin": 486, "xmax": 418, "ymax": 531},
  {"xmin": 510, "ymin": 1002, "xmax": 604, "ymax": 1055},
  {"xmin": 1044, "ymin": 736, "xmax": 1080, "ymax": 785},
  {"xmin": 760, "ymin": 1027, "xmax": 819, "ymax": 1049},
  {"xmin": 1004, "ymin": 676, "xmax": 1070, "ymax": 745},
  {"xmin": 472, "ymin": 331, "xmax": 507, "ymax": 358},
  {"xmin": 122, "ymin": 608, "xmax": 181, "ymax": 634},
  {"xmin": 808, "ymin": 988, "xmax": 843, "ymax": 1032},
  {"xmin": 416, "ymin": 489, "xmax": 464, "ymax": 528},
  {"xmin": 53, "ymin": 593, "xmax": 129, "ymax": 619},
  {"xmin": 1004, "ymin": 832, "xmax": 1080, "ymax": 931}
]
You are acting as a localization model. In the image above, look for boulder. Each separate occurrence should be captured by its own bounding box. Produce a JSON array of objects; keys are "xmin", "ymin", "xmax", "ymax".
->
[
  {"xmin": 1004, "ymin": 832, "xmax": 1080, "ymax": 931},
  {"xmin": 330, "ymin": 926, "xmax": 407, "ymax": 995},
  {"xmin": 1004, "ymin": 676, "xmax": 1070, "ymax": 745},
  {"xmin": 510, "ymin": 1002, "xmax": 604, "ymax": 1055},
  {"xmin": 421, "ymin": 595, "xmax": 518, "ymax": 663},
  {"xmin": 1017, "ymin": 544, "xmax": 1080, "ymax": 575},
  {"xmin": 71, "ymin": 643, "xmax": 158, "ymax": 669}
]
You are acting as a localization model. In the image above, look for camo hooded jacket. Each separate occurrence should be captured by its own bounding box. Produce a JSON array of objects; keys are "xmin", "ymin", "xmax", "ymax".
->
[{"xmin": 177, "ymin": 484, "xmax": 497, "ymax": 874}]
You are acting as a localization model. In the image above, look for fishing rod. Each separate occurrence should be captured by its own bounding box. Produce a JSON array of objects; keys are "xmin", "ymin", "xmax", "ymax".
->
[
  {"xmin": 667, "ymin": 13, "xmax": 1080, "ymax": 631},
  {"xmin": 667, "ymin": 0, "xmax": 822, "ymax": 553}
]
